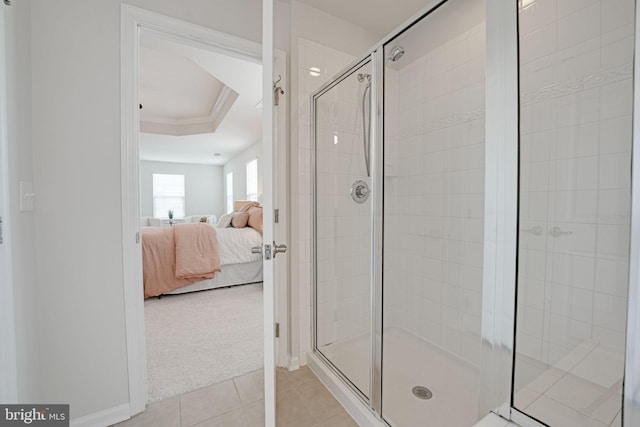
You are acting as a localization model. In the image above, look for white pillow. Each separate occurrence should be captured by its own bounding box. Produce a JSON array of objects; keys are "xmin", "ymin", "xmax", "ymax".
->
[
  {"xmin": 217, "ymin": 213, "xmax": 233, "ymax": 228},
  {"xmin": 148, "ymin": 217, "xmax": 162, "ymax": 227}
]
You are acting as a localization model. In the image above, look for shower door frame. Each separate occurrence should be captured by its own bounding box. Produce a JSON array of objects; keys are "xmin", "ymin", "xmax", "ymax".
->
[
  {"xmin": 311, "ymin": 55, "xmax": 376, "ymax": 407},
  {"xmin": 310, "ymin": 0, "xmax": 640, "ymax": 426}
]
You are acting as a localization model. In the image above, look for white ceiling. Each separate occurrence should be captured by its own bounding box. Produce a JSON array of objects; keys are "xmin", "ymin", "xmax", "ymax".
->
[
  {"xmin": 139, "ymin": 1, "xmax": 429, "ymax": 166},
  {"xmin": 139, "ymin": 35, "xmax": 262, "ymax": 166},
  {"xmin": 140, "ymin": 48, "xmax": 239, "ymax": 136},
  {"xmin": 294, "ymin": 0, "xmax": 431, "ymax": 37}
]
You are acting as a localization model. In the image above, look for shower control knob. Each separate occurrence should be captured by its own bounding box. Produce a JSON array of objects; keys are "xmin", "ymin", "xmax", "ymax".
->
[
  {"xmin": 357, "ymin": 186, "xmax": 369, "ymax": 197},
  {"xmin": 351, "ymin": 180, "xmax": 370, "ymax": 204}
]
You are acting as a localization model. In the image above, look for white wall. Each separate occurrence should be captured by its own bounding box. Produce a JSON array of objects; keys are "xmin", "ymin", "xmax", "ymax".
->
[
  {"xmin": 5, "ymin": 0, "xmax": 40, "ymax": 402},
  {"xmin": 222, "ymin": 140, "xmax": 262, "ymax": 212},
  {"xmin": 139, "ymin": 160, "xmax": 224, "ymax": 219},
  {"xmin": 29, "ymin": 0, "xmax": 262, "ymax": 420}
]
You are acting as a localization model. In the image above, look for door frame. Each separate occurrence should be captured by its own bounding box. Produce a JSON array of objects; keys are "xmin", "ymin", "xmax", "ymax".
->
[
  {"xmin": 120, "ymin": 4, "xmax": 285, "ymax": 423},
  {"xmin": 0, "ymin": 0, "xmax": 18, "ymax": 404}
]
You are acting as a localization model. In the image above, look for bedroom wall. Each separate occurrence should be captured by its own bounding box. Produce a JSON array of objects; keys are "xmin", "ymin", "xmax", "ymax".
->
[
  {"xmin": 29, "ymin": 0, "xmax": 265, "ymax": 421},
  {"xmin": 5, "ymin": 0, "xmax": 40, "ymax": 402},
  {"xmin": 139, "ymin": 160, "xmax": 224, "ymax": 219},
  {"xmin": 222, "ymin": 140, "xmax": 262, "ymax": 212}
]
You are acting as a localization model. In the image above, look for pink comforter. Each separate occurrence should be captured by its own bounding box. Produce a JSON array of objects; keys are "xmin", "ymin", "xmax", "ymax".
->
[{"xmin": 142, "ymin": 223, "xmax": 221, "ymax": 298}]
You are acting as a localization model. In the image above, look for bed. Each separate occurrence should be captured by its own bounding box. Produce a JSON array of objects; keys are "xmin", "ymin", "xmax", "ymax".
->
[{"xmin": 141, "ymin": 202, "xmax": 264, "ymax": 298}]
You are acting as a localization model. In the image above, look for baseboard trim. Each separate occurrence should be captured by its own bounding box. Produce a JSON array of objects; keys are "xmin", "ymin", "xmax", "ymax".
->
[
  {"xmin": 288, "ymin": 356, "xmax": 300, "ymax": 371},
  {"xmin": 70, "ymin": 403, "xmax": 130, "ymax": 427}
]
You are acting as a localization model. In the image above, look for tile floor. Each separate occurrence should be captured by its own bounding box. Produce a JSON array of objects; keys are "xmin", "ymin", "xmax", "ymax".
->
[{"xmin": 113, "ymin": 366, "xmax": 358, "ymax": 427}]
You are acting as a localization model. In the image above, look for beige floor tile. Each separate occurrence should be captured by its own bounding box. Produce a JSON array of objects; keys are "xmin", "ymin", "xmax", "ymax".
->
[
  {"xmin": 193, "ymin": 407, "xmax": 249, "ymax": 427},
  {"xmin": 316, "ymin": 412, "xmax": 359, "ymax": 427},
  {"xmin": 113, "ymin": 366, "xmax": 357, "ymax": 427},
  {"xmin": 234, "ymin": 369, "xmax": 265, "ymax": 405},
  {"xmin": 282, "ymin": 366, "xmax": 319, "ymax": 388},
  {"xmin": 180, "ymin": 380, "xmax": 242, "ymax": 427},
  {"xmin": 276, "ymin": 368, "xmax": 296, "ymax": 393},
  {"xmin": 112, "ymin": 397, "xmax": 180, "ymax": 427},
  {"xmin": 244, "ymin": 399, "xmax": 265, "ymax": 426},
  {"xmin": 276, "ymin": 388, "xmax": 316, "ymax": 427},
  {"xmin": 298, "ymin": 382, "xmax": 346, "ymax": 423}
]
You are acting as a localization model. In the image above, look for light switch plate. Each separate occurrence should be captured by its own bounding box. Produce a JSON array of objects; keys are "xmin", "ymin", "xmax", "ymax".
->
[{"xmin": 19, "ymin": 181, "xmax": 34, "ymax": 212}]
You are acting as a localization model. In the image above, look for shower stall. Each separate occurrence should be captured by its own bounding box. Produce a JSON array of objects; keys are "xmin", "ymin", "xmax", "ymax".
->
[{"xmin": 309, "ymin": 0, "xmax": 640, "ymax": 426}]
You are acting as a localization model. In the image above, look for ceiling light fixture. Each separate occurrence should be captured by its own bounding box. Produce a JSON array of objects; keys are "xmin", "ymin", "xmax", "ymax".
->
[{"xmin": 309, "ymin": 67, "xmax": 321, "ymax": 77}]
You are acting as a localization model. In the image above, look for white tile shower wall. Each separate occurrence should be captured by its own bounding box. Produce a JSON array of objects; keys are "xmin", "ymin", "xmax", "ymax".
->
[
  {"xmin": 516, "ymin": 0, "xmax": 633, "ymax": 378},
  {"xmin": 297, "ymin": 38, "xmax": 361, "ymax": 351},
  {"xmin": 384, "ymin": 22, "xmax": 486, "ymax": 367}
]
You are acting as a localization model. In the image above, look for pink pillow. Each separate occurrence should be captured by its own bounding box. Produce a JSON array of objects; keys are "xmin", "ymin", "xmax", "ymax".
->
[
  {"xmin": 247, "ymin": 206, "xmax": 263, "ymax": 234},
  {"xmin": 231, "ymin": 212, "xmax": 249, "ymax": 228}
]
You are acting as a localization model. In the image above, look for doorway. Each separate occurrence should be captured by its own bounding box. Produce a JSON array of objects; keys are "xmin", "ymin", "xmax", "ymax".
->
[
  {"xmin": 120, "ymin": 5, "xmax": 286, "ymax": 426},
  {"xmin": 137, "ymin": 30, "xmax": 266, "ymax": 405}
]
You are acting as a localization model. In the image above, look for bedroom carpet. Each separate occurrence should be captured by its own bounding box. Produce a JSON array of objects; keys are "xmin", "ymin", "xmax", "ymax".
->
[{"xmin": 145, "ymin": 282, "xmax": 263, "ymax": 403}]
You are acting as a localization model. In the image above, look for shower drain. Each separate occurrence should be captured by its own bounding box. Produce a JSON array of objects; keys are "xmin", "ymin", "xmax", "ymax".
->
[{"xmin": 412, "ymin": 385, "xmax": 433, "ymax": 400}]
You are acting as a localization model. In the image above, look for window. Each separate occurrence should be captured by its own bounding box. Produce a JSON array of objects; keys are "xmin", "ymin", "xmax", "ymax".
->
[
  {"xmin": 226, "ymin": 172, "xmax": 234, "ymax": 213},
  {"xmin": 246, "ymin": 159, "xmax": 258, "ymax": 202},
  {"xmin": 152, "ymin": 173, "xmax": 185, "ymax": 219}
]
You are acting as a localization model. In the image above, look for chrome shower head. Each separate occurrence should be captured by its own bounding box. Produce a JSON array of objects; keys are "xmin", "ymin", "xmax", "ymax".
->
[{"xmin": 387, "ymin": 45, "xmax": 405, "ymax": 63}]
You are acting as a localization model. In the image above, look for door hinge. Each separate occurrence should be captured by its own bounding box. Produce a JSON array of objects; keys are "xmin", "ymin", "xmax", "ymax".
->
[
  {"xmin": 136, "ymin": 232, "xmax": 140, "ymax": 244},
  {"xmin": 273, "ymin": 75, "xmax": 284, "ymax": 106},
  {"xmin": 275, "ymin": 322, "xmax": 280, "ymax": 338},
  {"xmin": 274, "ymin": 208, "xmax": 279, "ymax": 224},
  {"xmin": 0, "ymin": 216, "xmax": 3, "ymax": 244}
]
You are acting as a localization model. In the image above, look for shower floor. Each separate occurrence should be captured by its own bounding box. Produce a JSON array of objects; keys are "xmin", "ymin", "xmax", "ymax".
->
[{"xmin": 319, "ymin": 327, "xmax": 481, "ymax": 427}]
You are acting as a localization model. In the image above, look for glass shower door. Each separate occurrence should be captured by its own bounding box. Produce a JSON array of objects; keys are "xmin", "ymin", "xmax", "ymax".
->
[
  {"xmin": 313, "ymin": 60, "xmax": 373, "ymax": 399},
  {"xmin": 381, "ymin": 0, "xmax": 487, "ymax": 425},
  {"xmin": 513, "ymin": 1, "xmax": 634, "ymax": 426}
]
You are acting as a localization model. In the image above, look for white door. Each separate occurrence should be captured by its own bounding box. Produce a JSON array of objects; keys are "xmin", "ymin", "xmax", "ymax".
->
[
  {"xmin": 261, "ymin": 1, "xmax": 290, "ymax": 425},
  {"xmin": 0, "ymin": 0, "xmax": 18, "ymax": 404},
  {"xmin": 273, "ymin": 50, "xmax": 289, "ymax": 369}
]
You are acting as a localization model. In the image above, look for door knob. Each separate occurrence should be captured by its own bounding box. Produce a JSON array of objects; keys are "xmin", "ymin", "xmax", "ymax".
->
[
  {"xmin": 273, "ymin": 242, "xmax": 287, "ymax": 258},
  {"xmin": 251, "ymin": 246, "xmax": 262, "ymax": 254}
]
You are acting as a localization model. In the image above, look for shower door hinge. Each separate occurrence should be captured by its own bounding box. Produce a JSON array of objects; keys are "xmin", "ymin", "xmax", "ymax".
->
[
  {"xmin": 274, "ymin": 208, "xmax": 279, "ymax": 223},
  {"xmin": 275, "ymin": 322, "xmax": 280, "ymax": 338}
]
